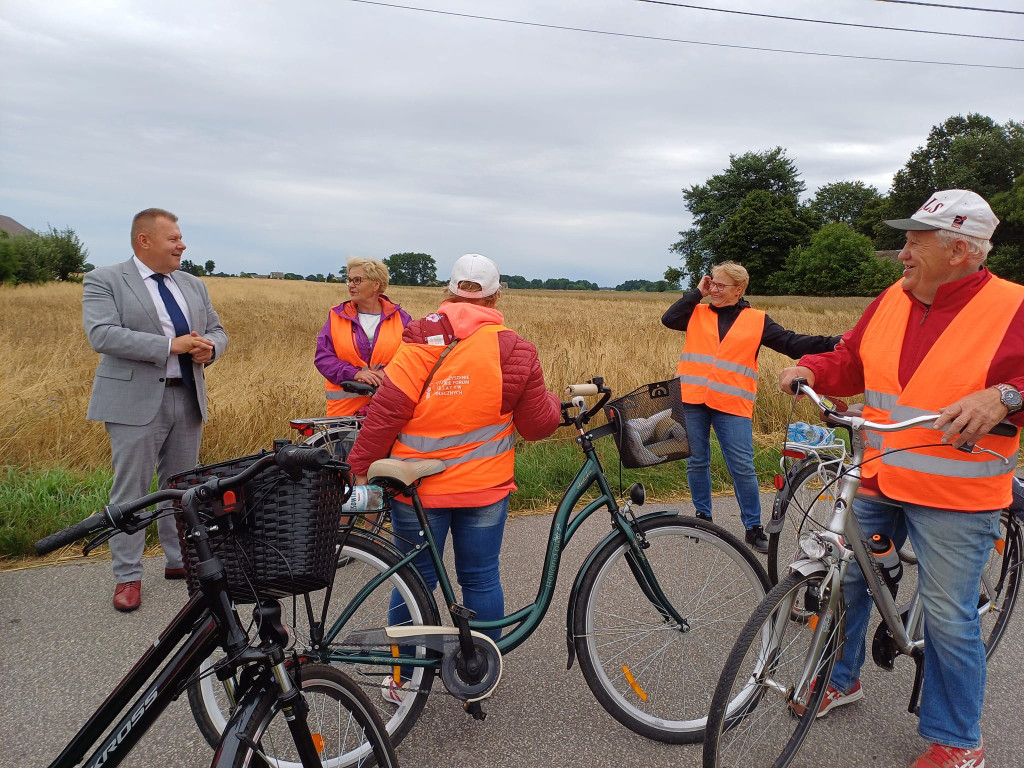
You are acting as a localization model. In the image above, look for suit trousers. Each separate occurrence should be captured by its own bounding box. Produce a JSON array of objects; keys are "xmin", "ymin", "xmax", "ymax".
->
[{"xmin": 105, "ymin": 386, "xmax": 202, "ymax": 583}]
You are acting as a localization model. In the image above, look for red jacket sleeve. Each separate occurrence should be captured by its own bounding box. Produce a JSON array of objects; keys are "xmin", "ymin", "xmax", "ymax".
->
[{"xmin": 498, "ymin": 331, "xmax": 561, "ymax": 441}]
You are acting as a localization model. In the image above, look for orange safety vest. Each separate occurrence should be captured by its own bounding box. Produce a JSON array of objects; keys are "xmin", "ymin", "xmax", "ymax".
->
[
  {"xmin": 325, "ymin": 301, "xmax": 405, "ymax": 416},
  {"xmin": 677, "ymin": 304, "xmax": 765, "ymax": 418},
  {"xmin": 860, "ymin": 277, "xmax": 1023, "ymax": 511},
  {"xmin": 385, "ymin": 324, "xmax": 515, "ymax": 503}
]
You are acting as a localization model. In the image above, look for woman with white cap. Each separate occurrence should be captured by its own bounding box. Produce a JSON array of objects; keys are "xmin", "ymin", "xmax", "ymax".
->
[{"xmin": 348, "ymin": 254, "xmax": 561, "ymax": 703}]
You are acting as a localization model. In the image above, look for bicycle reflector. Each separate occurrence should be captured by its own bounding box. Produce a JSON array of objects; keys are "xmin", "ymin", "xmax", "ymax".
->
[{"xmin": 774, "ymin": 474, "xmax": 786, "ymax": 490}]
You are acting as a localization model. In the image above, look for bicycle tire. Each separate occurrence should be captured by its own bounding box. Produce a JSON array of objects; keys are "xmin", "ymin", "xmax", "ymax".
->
[
  {"xmin": 212, "ymin": 663, "xmax": 398, "ymax": 768},
  {"xmin": 703, "ymin": 570, "xmax": 846, "ymax": 768},
  {"xmin": 301, "ymin": 425, "xmax": 359, "ymax": 461},
  {"xmin": 574, "ymin": 516, "xmax": 770, "ymax": 743},
  {"xmin": 768, "ymin": 459, "xmax": 839, "ymax": 585},
  {"xmin": 981, "ymin": 509, "xmax": 1023, "ymax": 657},
  {"xmin": 189, "ymin": 531, "xmax": 437, "ymax": 760}
]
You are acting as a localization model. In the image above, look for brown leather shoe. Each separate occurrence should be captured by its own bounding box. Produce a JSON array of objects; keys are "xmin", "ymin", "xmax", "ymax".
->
[
  {"xmin": 164, "ymin": 567, "xmax": 187, "ymax": 580},
  {"xmin": 113, "ymin": 581, "xmax": 141, "ymax": 612}
]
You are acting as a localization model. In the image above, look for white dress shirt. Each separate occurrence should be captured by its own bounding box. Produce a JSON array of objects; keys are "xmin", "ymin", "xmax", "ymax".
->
[{"xmin": 133, "ymin": 256, "xmax": 190, "ymax": 378}]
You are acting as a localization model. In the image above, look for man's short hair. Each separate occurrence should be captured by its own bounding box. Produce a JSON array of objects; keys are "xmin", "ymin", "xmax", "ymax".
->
[
  {"xmin": 935, "ymin": 228, "xmax": 993, "ymax": 262},
  {"xmin": 131, "ymin": 208, "xmax": 178, "ymax": 246}
]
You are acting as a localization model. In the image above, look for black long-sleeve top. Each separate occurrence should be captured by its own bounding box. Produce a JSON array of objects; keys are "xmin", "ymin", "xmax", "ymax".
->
[{"xmin": 661, "ymin": 289, "xmax": 841, "ymax": 359}]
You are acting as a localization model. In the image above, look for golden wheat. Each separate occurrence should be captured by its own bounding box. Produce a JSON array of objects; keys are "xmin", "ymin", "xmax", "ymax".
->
[{"xmin": 0, "ymin": 280, "xmax": 868, "ymax": 471}]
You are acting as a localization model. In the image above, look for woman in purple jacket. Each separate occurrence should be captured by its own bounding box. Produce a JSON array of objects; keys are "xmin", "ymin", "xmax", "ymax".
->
[{"xmin": 315, "ymin": 257, "xmax": 412, "ymax": 416}]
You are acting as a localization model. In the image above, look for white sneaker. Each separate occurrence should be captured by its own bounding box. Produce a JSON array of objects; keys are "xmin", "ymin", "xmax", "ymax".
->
[{"xmin": 380, "ymin": 675, "xmax": 409, "ymax": 705}]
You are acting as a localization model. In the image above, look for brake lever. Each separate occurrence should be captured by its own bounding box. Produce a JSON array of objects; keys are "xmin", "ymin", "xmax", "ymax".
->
[
  {"xmin": 957, "ymin": 443, "xmax": 1012, "ymax": 464},
  {"xmin": 83, "ymin": 529, "xmax": 118, "ymax": 556}
]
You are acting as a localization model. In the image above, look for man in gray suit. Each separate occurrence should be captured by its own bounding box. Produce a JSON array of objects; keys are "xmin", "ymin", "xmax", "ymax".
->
[{"xmin": 83, "ymin": 208, "xmax": 229, "ymax": 611}]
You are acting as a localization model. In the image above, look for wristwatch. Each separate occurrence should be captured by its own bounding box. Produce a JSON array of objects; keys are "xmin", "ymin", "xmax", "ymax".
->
[{"xmin": 993, "ymin": 383, "xmax": 1024, "ymax": 415}]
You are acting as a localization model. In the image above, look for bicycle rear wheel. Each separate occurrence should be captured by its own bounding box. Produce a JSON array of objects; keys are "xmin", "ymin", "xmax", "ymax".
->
[
  {"xmin": 703, "ymin": 570, "xmax": 846, "ymax": 768},
  {"xmin": 189, "ymin": 531, "xmax": 437, "ymax": 761},
  {"xmin": 213, "ymin": 663, "xmax": 397, "ymax": 768},
  {"xmin": 574, "ymin": 516, "xmax": 769, "ymax": 743},
  {"xmin": 981, "ymin": 510, "xmax": 1023, "ymax": 657},
  {"xmin": 767, "ymin": 459, "xmax": 839, "ymax": 585}
]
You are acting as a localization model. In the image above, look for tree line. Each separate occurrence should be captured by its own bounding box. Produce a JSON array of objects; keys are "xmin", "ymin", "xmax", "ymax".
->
[
  {"xmin": 668, "ymin": 113, "xmax": 1023, "ymax": 296},
  {"xmin": 0, "ymin": 227, "xmax": 91, "ymax": 285}
]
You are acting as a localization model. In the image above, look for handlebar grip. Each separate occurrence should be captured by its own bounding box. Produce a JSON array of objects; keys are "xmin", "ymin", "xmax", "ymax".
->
[
  {"xmin": 35, "ymin": 512, "xmax": 109, "ymax": 556},
  {"xmin": 340, "ymin": 381, "xmax": 376, "ymax": 395},
  {"xmin": 790, "ymin": 376, "xmax": 807, "ymax": 395},
  {"xmin": 565, "ymin": 383, "xmax": 599, "ymax": 397},
  {"xmin": 990, "ymin": 420, "xmax": 1017, "ymax": 437},
  {"xmin": 276, "ymin": 445, "xmax": 332, "ymax": 470}
]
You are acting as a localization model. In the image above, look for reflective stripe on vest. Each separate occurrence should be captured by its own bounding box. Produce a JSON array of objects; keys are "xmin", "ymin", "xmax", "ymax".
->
[
  {"xmin": 387, "ymin": 324, "xmax": 515, "ymax": 499},
  {"xmin": 324, "ymin": 302, "xmax": 404, "ymax": 416},
  {"xmin": 859, "ymin": 277, "xmax": 1023, "ymax": 510},
  {"xmin": 677, "ymin": 304, "xmax": 764, "ymax": 418}
]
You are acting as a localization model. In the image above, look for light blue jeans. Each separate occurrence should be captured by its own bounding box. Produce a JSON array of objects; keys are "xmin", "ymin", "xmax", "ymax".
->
[
  {"xmin": 388, "ymin": 497, "xmax": 508, "ymax": 642},
  {"xmin": 683, "ymin": 403, "xmax": 762, "ymax": 530},
  {"xmin": 830, "ymin": 496, "xmax": 1000, "ymax": 750}
]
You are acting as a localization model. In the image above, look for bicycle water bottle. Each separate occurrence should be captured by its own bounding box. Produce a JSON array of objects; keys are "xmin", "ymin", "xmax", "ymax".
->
[
  {"xmin": 343, "ymin": 485, "xmax": 384, "ymax": 511},
  {"xmin": 786, "ymin": 422, "xmax": 832, "ymax": 446},
  {"xmin": 867, "ymin": 533, "xmax": 903, "ymax": 598}
]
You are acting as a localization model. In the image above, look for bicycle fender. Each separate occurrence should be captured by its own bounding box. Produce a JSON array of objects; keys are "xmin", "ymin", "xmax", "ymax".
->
[
  {"xmin": 787, "ymin": 557, "xmax": 829, "ymax": 577},
  {"xmin": 564, "ymin": 509, "xmax": 680, "ymax": 670},
  {"xmin": 766, "ymin": 457, "xmax": 818, "ymax": 535},
  {"xmin": 211, "ymin": 671, "xmax": 274, "ymax": 766}
]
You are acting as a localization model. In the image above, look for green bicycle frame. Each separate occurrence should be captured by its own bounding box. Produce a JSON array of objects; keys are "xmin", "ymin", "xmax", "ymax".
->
[{"xmin": 315, "ymin": 423, "xmax": 687, "ymax": 667}]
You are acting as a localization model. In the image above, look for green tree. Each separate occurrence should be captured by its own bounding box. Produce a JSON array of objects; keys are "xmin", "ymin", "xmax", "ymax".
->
[
  {"xmin": 808, "ymin": 181, "xmax": 881, "ymax": 237},
  {"xmin": 500, "ymin": 274, "xmax": 530, "ymax": 289},
  {"xmin": 384, "ymin": 253, "xmax": 436, "ymax": 286},
  {"xmin": 663, "ymin": 266, "xmax": 684, "ymax": 288},
  {"xmin": 878, "ymin": 114, "xmax": 1024, "ymax": 248},
  {"xmin": 180, "ymin": 259, "xmax": 206, "ymax": 276},
  {"xmin": 204, "ymin": 259, "xmax": 215, "ymax": 274},
  {"xmin": 987, "ymin": 175, "xmax": 1024, "ymax": 284},
  {"xmin": 669, "ymin": 147, "xmax": 807, "ymax": 287},
  {"xmin": 783, "ymin": 223, "xmax": 901, "ymax": 296},
  {"xmin": 615, "ymin": 279, "xmax": 670, "ymax": 292},
  {"xmin": 718, "ymin": 190, "xmax": 812, "ymax": 292}
]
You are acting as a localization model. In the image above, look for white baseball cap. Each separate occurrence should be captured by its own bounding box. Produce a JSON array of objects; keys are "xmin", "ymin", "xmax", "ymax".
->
[
  {"xmin": 885, "ymin": 189, "xmax": 999, "ymax": 241},
  {"xmin": 448, "ymin": 254, "xmax": 501, "ymax": 298}
]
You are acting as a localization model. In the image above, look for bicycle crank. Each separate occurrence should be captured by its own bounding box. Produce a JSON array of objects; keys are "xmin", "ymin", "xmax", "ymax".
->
[{"xmin": 344, "ymin": 625, "xmax": 503, "ymax": 702}]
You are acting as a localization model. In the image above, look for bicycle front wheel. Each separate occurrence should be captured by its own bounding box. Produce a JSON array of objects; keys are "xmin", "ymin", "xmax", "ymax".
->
[
  {"xmin": 574, "ymin": 516, "xmax": 769, "ymax": 743},
  {"xmin": 703, "ymin": 570, "xmax": 846, "ymax": 768},
  {"xmin": 189, "ymin": 531, "xmax": 437, "ymax": 759},
  {"xmin": 767, "ymin": 459, "xmax": 839, "ymax": 585},
  {"xmin": 981, "ymin": 509, "xmax": 1023, "ymax": 657},
  {"xmin": 213, "ymin": 663, "xmax": 397, "ymax": 768}
]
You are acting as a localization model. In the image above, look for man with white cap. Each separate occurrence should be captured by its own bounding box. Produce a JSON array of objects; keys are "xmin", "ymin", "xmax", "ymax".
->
[
  {"xmin": 779, "ymin": 190, "xmax": 1024, "ymax": 767},
  {"xmin": 348, "ymin": 253, "xmax": 561, "ymax": 705}
]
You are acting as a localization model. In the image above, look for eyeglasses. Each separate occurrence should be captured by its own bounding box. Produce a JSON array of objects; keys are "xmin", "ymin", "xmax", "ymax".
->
[
  {"xmin": 346, "ymin": 276, "xmax": 366, "ymax": 285},
  {"xmin": 709, "ymin": 281, "xmax": 738, "ymax": 291}
]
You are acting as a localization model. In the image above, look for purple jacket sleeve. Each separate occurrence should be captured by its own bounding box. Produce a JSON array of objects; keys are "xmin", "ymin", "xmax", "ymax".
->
[{"xmin": 314, "ymin": 314, "xmax": 360, "ymax": 385}]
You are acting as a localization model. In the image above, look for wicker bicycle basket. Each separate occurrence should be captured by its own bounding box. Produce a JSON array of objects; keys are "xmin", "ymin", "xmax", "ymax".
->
[
  {"xmin": 604, "ymin": 379, "xmax": 690, "ymax": 469},
  {"xmin": 170, "ymin": 452, "xmax": 350, "ymax": 602}
]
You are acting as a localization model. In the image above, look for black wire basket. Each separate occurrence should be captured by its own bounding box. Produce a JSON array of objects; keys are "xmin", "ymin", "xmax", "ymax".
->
[
  {"xmin": 604, "ymin": 379, "xmax": 690, "ymax": 469},
  {"xmin": 170, "ymin": 452, "xmax": 350, "ymax": 602}
]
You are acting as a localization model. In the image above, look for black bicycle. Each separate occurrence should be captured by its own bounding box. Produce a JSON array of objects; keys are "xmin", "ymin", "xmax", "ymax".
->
[{"xmin": 34, "ymin": 442, "xmax": 397, "ymax": 768}]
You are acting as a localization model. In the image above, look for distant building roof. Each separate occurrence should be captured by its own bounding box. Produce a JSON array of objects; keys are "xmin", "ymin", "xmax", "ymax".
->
[
  {"xmin": 875, "ymin": 250, "xmax": 901, "ymax": 262},
  {"xmin": 0, "ymin": 215, "xmax": 34, "ymax": 238}
]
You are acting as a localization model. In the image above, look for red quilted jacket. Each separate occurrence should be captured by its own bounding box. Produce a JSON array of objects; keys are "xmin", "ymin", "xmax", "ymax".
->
[{"xmin": 347, "ymin": 302, "xmax": 561, "ymax": 506}]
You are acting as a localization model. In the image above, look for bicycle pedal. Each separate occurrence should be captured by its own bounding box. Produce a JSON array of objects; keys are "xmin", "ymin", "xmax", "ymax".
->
[{"xmin": 463, "ymin": 701, "xmax": 487, "ymax": 721}]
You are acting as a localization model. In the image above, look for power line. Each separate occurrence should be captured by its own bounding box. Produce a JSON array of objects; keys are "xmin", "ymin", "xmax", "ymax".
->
[
  {"xmin": 875, "ymin": 0, "xmax": 1024, "ymax": 14},
  {"xmin": 344, "ymin": 0, "xmax": 1024, "ymax": 71},
  {"xmin": 637, "ymin": 0, "xmax": 1023, "ymax": 42}
]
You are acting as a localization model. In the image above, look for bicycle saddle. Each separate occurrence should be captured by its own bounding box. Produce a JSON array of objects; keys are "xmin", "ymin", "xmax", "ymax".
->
[{"xmin": 368, "ymin": 458, "xmax": 446, "ymax": 490}]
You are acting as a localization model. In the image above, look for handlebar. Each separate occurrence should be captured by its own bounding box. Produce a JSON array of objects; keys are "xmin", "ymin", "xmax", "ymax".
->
[
  {"xmin": 33, "ymin": 444, "xmax": 334, "ymax": 556},
  {"xmin": 560, "ymin": 377, "xmax": 612, "ymax": 429},
  {"xmin": 340, "ymin": 381, "xmax": 376, "ymax": 396}
]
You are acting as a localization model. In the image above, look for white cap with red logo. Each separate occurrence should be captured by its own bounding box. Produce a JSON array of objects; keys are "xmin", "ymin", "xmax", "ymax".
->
[
  {"xmin": 448, "ymin": 254, "xmax": 501, "ymax": 298},
  {"xmin": 885, "ymin": 189, "xmax": 999, "ymax": 240}
]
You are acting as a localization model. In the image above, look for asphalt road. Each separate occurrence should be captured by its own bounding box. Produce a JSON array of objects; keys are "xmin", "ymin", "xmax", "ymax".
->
[{"xmin": 2, "ymin": 492, "xmax": 1021, "ymax": 768}]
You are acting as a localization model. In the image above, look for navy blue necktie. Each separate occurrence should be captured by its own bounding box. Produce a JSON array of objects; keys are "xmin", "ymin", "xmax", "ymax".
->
[{"xmin": 151, "ymin": 273, "xmax": 195, "ymax": 391}]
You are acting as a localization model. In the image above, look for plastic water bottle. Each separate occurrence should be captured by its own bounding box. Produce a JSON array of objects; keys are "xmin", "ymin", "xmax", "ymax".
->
[
  {"xmin": 867, "ymin": 533, "xmax": 903, "ymax": 598},
  {"xmin": 786, "ymin": 422, "xmax": 833, "ymax": 446},
  {"xmin": 342, "ymin": 485, "xmax": 384, "ymax": 511}
]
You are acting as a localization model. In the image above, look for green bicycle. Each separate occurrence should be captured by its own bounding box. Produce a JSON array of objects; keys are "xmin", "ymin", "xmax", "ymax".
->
[{"xmin": 191, "ymin": 377, "xmax": 770, "ymax": 761}]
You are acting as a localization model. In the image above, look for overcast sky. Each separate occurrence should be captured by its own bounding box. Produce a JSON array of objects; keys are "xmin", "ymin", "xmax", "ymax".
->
[{"xmin": 2, "ymin": 0, "xmax": 1021, "ymax": 286}]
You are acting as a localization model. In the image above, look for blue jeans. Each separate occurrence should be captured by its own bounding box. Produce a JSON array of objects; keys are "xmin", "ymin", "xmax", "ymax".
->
[
  {"xmin": 388, "ymin": 497, "xmax": 508, "ymax": 642},
  {"xmin": 683, "ymin": 403, "xmax": 762, "ymax": 530},
  {"xmin": 830, "ymin": 496, "xmax": 1000, "ymax": 750}
]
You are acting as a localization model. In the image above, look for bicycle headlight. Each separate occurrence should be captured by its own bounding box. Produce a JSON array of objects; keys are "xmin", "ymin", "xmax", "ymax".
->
[{"xmin": 799, "ymin": 533, "xmax": 828, "ymax": 560}]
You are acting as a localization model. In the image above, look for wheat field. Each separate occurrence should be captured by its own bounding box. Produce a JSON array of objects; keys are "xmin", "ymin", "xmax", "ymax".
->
[{"xmin": 0, "ymin": 279, "xmax": 866, "ymax": 472}]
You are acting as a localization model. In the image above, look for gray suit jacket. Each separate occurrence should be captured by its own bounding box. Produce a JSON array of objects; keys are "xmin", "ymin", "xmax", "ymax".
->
[{"xmin": 83, "ymin": 259, "xmax": 229, "ymax": 425}]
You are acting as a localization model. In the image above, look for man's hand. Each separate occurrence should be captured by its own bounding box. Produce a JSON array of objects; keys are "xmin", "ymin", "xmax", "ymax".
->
[
  {"xmin": 171, "ymin": 331, "xmax": 214, "ymax": 361},
  {"xmin": 932, "ymin": 388, "xmax": 1008, "ymax": 449},
  {"xmin": 697, "ymin": 275, "xmax": 711, "ymax": 298},
  {"xmin": 779, "ymin": 366, "xmax": 815, "ymax": 396},
  {"xmin": 353, "ymin": 368, "xmax": 384, "ymax": 388}
]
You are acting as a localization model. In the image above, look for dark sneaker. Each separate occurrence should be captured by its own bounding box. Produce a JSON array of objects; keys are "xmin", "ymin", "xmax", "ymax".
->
[
  {"xmin": 744, "ymin": 525, "xmax": 768, "ymax": 554},
  {"xmin": 695, "ymin": 512, "xmax": 713, "ymax": 522}
]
